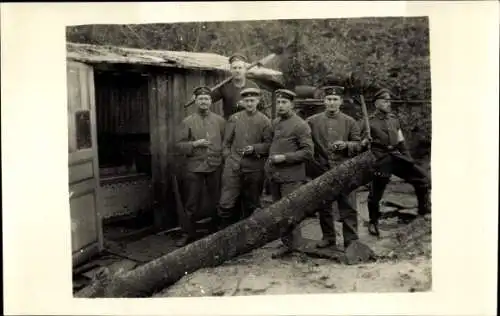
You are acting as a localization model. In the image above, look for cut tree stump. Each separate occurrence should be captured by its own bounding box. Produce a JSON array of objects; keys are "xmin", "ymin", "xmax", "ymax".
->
[{"xmin": 75, "ymin": 151, "xmax": 378, "ymax": 298}]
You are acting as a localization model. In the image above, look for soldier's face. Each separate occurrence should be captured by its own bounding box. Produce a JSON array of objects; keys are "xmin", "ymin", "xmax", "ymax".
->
[
  {"xmin": 375, "ymin": 98, "xmax": 391, "ymax": 112},
  {"xmin": 324, "ymin": 95, "xmax": 342, "ymax": 112},
  {"xmin": 230, "ymin": 60, "xmax": 246, "ymax": 80},
  {"xmin": 195, "ymin": 94, "xmax": 212, "ymax": 111},
  {"xmin": 243, "ymin": 96, "xmax": 259, "ymax": 112},
  {"xmin": 276, "ymin": 98, "xmax": 293, "ymax": 116}
]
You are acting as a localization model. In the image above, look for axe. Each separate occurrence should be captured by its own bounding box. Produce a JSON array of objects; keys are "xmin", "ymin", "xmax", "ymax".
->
[
  {"xmin": 184, "ymin": 53, "xmax": 277, "ymax": 109},
  {"xmin": 347, "ymin": 71, "xmax": 372, "ymax": 144}
]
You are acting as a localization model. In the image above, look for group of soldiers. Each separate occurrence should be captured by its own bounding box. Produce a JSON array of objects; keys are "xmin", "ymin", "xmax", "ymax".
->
[{"xmin": 175, "ymin": 54, "xmax": 431, "ymax": 257}]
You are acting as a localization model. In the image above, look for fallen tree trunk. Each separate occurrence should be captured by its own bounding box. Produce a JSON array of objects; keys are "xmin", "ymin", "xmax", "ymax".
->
[{"xmin": 76, "ymin": 151, "xmax": 378, "ymax": 298}]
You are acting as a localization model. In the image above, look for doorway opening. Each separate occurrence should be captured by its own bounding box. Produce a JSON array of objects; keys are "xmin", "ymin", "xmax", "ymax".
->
[{"xmin": 93, "ymin": 69, "xmax": 155, "ymax": 239}]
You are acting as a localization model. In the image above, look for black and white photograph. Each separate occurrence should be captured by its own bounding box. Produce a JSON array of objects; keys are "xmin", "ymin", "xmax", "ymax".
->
[{"xmin": 68, "ymin": 17, "xmax": 433, "ymax": 298}]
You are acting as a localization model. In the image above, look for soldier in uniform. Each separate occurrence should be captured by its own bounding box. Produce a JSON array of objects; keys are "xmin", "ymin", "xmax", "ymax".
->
[
  {"xmin": 306, "ymin": 85, "xmax": 370, "ymax": 250},
  {"xmin": 265, "ymin": 89, "xmax": 315, "ymax": 258},
  {"xmin": 364, "ymin": 88, "xmax": 431, "ymax": 236},
  {"xmin": 211, "ymin": 54, "xmax": 262, "ymax": 120},
  {"xmin": 175, "ymin": 86, "xmax": 226, "ymax": 246},
  {"xmin": 217, "ymin": 87, "xmax": 273, "ymax": 229}
]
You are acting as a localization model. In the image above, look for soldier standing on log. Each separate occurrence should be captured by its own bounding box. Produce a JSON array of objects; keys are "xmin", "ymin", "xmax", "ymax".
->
[
  {"xmin": 364, "ymin": 88, "xmax": 431, "ymax": 236},
  {"xmin": 210, "ymin": 54, "xmax": 262, "ymax": 120},
  {"xmin": 306, "ymin": 85, "xmax": 370, "ymax": 250},
  {"xmin": 264, "ymin": 89, "xmax": 315, "ymax": 258},
  {"xmin": 217, "ymin": 87, "xmax": 273, "ymax": 229},
  {"xmin": 175, "ymin": 86, "xmax": 226, "ymax": 246}
]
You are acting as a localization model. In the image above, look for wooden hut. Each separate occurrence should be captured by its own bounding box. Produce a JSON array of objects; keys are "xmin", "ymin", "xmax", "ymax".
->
[{"xmin": 66, "ymin": 42, "xmax": 284, "ymax": 267}]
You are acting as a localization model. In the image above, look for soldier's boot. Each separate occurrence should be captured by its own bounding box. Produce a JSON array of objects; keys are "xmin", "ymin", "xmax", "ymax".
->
[
  {"xmin": 317, "ymin": 206, "xmax": 337, "ymax": 249},
  {"xmin": 316, "ymin": 238, "xmax": 337, "ymax": 249},
  {"xmin": 271, "ymin": 232, "xmax": 295, "ymax": 259},
  {"xmin": 416, "ymin": 187, "xmax": 431, "ymax": 216},
  {"xmin": 367, "ymin": 200, "xmax": 381, "ymax": 237},
  {"xmin": 216, "ymin": 207, "xmax": 234, "ymax": 231},
  {"xmin": 175, "ymin": 233, "xmax": 197, "ymax": 247},
  {"xmin": 342, "ymin": 221, "xmax": 359, "ymax": 250}
]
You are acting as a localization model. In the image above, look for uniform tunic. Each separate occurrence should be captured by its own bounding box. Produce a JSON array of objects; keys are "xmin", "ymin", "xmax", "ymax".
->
[
  {"xmin": 362, "ymin": 110, "xmax": 431, "ymax": 222},
  {"xmin": 265, "ymin": 112, "xmax": 314, "ymax": 183},
  {"xmin": 266, "ymin": 112, "xmax": 314, "ymax": 248},
  {"xmin": 176, "ymin": 112, "xmax": 226, "ymax": 173},
  {"xmin": 219, "ymin": 110, "xmax": 273, "ymax": 218},
  {"xmin": 307, "ymin": 111, "xmax": 363, "ymax": 168},
  {"xmin": 176, "ymin": 111, "xmax": 226, "ymax": 227},
  {"xmin": 364, "ymin": 111, "xmax": 409, "ymax": 161},
  {"xmin": 306, "ymin": 111, "xmax": 363, "ymax": 245},
  {"xmin": 211, "ymin": 78, "xmax": 261, "ymax": 120}
]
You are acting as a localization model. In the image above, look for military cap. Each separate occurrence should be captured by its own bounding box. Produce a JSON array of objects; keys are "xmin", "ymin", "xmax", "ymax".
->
[
  {"xmin": 373, "ymin": 88, "xmax": 392, "ymax": 100},
  {"xmin": 319, "ymin": 85, "xmax": 345, "ymax": 97},
  {"xmin": 240, "ymin": 87, "xmax": 261, "ymax": 97},
  {"xmin": 229, "ymin": 53, "xmax": 247, "ymax": 63},
  {"xmin": 193, "ymin": 86, "xmax": 212, "ymax": 97},
  {"xmin": 275, "ymin": 89, "xmax": 297, "ymax": 101}
]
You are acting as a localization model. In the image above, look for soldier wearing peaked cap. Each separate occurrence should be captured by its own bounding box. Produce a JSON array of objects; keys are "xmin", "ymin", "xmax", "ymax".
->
[
  {"xmin": 306, "ymin": 84, "xmax": 370, "ymax": 250},
  {"xmin": 363, "ymin": 87, "xmax": 431, "ymax": 237},
  {"xmin": 210, "ymin": 53, "xmax": 263, "ymax": 120},
  {"xmin": 216, "ymin": 87, "xmax": 273, "ymax": 229},
  {"xmin": 265, "ymin": 89, "xmax": 315, "ymax": 259},
  {"xmin": 175, "ymin": 86, "xmax": 226, "ymax": 246}
]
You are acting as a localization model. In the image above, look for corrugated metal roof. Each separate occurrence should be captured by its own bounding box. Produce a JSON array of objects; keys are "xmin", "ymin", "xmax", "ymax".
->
[{"xmin": 66, "ymin": 42, "xmax": 283, "ymax": 81}]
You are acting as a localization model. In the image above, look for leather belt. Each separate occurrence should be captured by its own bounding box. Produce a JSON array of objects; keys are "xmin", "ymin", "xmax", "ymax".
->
[{"xmin": 371, "ymin": 143, "xmax": 396, "ymax": 151}]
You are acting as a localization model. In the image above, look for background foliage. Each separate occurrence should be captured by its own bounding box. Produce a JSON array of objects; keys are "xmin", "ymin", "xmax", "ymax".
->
[{"xmin": 67, "ymin": 17, "xmax": 431, "ymax": 161}]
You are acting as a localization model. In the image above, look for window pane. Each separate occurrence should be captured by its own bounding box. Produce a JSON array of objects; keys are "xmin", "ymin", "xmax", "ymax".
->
[
  {"xmin": 67, "ymin": 68, "xmax": 81, "ymax": 153},
  {"xmin": 76, "ymin": 110, "xmax": 92, "ymax": 150}
]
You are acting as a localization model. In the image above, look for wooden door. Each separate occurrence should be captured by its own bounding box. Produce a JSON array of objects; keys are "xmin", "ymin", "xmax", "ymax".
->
[{"xmin": 67, "ymin": 61, "xmax": 103, "ymax": 267}]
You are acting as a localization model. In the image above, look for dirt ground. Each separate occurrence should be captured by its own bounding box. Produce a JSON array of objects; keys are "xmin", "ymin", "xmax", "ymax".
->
[
  {"xmin": 154, "ymin": 179, "xmax": 432, "ymax": 297},
  {"xmin": 74, "ymin": 178, "xmax": 431, "ymax": 297}
]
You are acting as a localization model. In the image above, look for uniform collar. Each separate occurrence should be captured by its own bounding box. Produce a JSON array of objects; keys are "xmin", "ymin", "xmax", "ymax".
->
[
  {"xmin": 233, "ymin": 77, "xmax": 246, "ymax": 88},
  {"xmin": 374, "ymin": 110, "xmax": 392, "ymax": 119},
  {"xmin": 244, "ymin": 109, "xmax": 258, "ymax": 116},
  {"xmin": 324, "ymin": 110, "xmax": 341, "ymax": 119},
  {"xmin": 278, "ymin": 111, "xmax": 294, "ymax": 121},
  {"xmin": 197, "ymin": 110, "xmax": 212, "ymax": 118}
]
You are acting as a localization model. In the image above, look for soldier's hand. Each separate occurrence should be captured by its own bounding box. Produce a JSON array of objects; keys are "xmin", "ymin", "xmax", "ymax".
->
[
  {"xmin": 242, "ymin": 145, "xmax": 254, "ymax": 155},
  {"xmin": 271, "ymin": 154, "xmax": 286, "ymax": 163},
  {"xmin": 193, "ymin": 139, "xmax": 210, "ymax": 148},
  {"xmin": 360, "ymin": 138, "xmax": 371, "ymax": 148},
  {"xmin": 333, "ymin": 141, "xmax": 347, "ymax": 150}
]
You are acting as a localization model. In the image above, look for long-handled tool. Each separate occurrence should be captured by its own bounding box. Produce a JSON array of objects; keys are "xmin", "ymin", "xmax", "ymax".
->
[
  {"xmin": 184, "ymin": 53, "xmax": 277, "ymax": 109},
  {"xmin": 171, "ymin": 174, "xmax": 196, "ymax": 238},
  {"xmin": 359, "ymin": 94, "xmax": 372, "ymax": 144}
]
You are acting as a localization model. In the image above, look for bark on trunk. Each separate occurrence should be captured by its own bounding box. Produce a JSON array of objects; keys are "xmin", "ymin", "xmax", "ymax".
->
[{"xmin": 76, "ymin": 151, "xmax": 377, "ymax": 298}]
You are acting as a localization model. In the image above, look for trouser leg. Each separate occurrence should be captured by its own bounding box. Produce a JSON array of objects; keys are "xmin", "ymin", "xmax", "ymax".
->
[
  {"xmin": 279, "ymin": 182, "xmax": 303, "ymax": 249},
  {"xmin": 367, "ymin": 176, "xmax": 390, "ymax": 223},
  {"xmin": 205, "ymin": 167, "xmax": 222, "ymax": 227},
  {"xmin": 318, "ymin": 202, "xmax": 336, "ymax": 241},
  {"xmin": 241, "ymin": 171, "xmax": 264, "ymax": 219},
  {"xmin": 392, "ymin": 157, "xmax": 431, "ymax": 215},
  {"xmin": 338, "ymin": 192, "xmax": 359, "ymax": 248},
  {"xmin": 180, "ymin": 172, "xmax": 203, "ymax": 240},
  {"xmin": 218, "ymin": 165, "xmax": 241, "ymax": 228}
]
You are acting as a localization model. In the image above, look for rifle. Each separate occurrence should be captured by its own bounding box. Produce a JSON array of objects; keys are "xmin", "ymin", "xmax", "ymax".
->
[{"xmin": 184, "ymin": 53, "xmax": 277, "ymax": 108}]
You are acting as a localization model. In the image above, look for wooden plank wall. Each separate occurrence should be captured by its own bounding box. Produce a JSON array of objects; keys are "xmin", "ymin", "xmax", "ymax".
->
[
  {"xmin": 148, "ymin": 73, "xmax": 170, "ymax": 229},
  {"xmin": 148, "ymin": 69, "xmax": 226, "ymax": 228},
  {"xmin": 95, "ymin": 71, "xmax": 150, "ymax": 134}
]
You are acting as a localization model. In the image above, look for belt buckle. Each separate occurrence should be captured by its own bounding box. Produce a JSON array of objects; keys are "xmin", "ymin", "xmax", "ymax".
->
[{"xmin": 387, "ymin": 145, "xmax": 394, "ymax": 150}]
